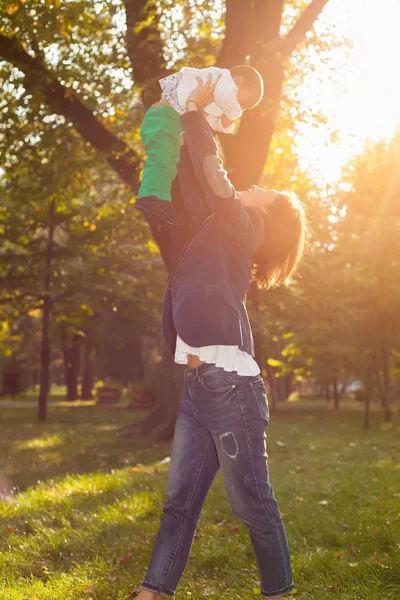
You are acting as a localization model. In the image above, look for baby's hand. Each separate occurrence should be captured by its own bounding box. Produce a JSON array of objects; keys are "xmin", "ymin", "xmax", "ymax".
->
[{"xmin": 186, "ymin": 74, "xmax": 222, "ymax": 110}]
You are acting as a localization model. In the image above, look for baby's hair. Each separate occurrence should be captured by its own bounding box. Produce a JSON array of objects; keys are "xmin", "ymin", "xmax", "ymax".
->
[{"xmin": 229, "ymin": 65, "xmax": 264, "ymax": 109}]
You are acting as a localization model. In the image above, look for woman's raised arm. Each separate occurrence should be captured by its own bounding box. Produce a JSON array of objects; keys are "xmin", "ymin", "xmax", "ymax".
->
[{"xmin": 181, "ymin": 80, "xmax": 264, "ymax": 253}]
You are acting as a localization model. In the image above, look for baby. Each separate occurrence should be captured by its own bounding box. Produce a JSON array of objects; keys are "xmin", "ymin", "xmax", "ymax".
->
[{"xmin": 136, "ymin": 65, "xmax": 264, "ymax": 223}]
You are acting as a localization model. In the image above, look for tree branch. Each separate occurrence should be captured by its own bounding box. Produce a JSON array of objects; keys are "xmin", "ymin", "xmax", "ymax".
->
[
  {"xmin": 281, "ymin": 0, "xmax": 330, "ymax": 58},
  {"xmin": 0, "ymin": 33, "xmax": 141, "ymax": 188},
  {"xmin": 217, "ymin": 0, "xmax": 253, "ymax": 68},
  {"xmin": 124, "ymin": 0, "xmax": 151, "ymax": 81},
  {"xmin": 0, "ymin": 32, "xmax": 186, "ymax": 272},
  {"xmin": 123, "ymin": 0, "xmax": 168, "ymax": 107},
  {"xmin": 220, "ymin": 0, "xmax": 330, "ymax": 188}
]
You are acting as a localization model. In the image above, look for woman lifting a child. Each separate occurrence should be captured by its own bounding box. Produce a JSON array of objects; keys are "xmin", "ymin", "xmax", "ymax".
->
[{"xmin": 133, "ymin": 65, "xmax": 307, "ymax": 600}]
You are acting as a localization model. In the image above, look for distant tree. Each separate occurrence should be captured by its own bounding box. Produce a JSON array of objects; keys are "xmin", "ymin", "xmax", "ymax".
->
[
  {"xmin": 336, "ymin": 133, "xmax": 400, "ymax": 422},
  {"xmin": 266, "ymin": 133, "xmax": 400, "ymax": 426},
  {"xmin": 0, "ymin": 125, "xmax": 164, "ymax": 418}
]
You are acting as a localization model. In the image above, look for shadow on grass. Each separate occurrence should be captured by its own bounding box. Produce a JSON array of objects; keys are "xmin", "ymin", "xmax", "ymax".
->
[{"xmin": 0, "ymin": 406, "xmax": 172, "ymax": 492}]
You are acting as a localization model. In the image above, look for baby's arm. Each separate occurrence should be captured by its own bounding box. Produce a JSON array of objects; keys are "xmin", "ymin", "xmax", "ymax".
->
[
  {"xmin": 205, "ymin": 113, "xmax": 235, "ymax": 134},
  {"xmin": 137, "ymin": 102, "xmax": 183, "ymax": 205},
  {"xmin": 220, "ymin": 114, "xmax": 234, "ymax": 130},
  {"xmin": 213, "ymin": 70, "xmax": 242, "ymax": 121}
]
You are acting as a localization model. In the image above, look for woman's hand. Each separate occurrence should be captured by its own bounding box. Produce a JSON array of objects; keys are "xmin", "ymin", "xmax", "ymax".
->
[{"xmin": 186, "ymin": 73, "xmax": 222, "ymax": 111}]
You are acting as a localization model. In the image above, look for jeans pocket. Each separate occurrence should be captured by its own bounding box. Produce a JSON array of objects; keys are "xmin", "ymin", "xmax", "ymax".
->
[
  {"xmin": 250, "ymin": 379, "xmax": 269, "ymax": 422},
  {"xmin": 199, "ymin": 367, "xmax": 235, "ymax": 395}
]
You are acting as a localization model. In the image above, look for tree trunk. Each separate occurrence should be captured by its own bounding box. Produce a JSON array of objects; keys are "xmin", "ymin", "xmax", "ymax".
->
[
  {"xmin": 219, "ymin": 0, "xmax": 285, "ymax": 187},
  {"xmin": 381, "ymin": 339, "xmax": 392, "ymax": 423},
  {"xmin": 373, "ymin": 364, "xmax": 392, "ymax": 422},
  {"xmin": 332, "ymin": 378, "xmax": 340, "ymax": 410},
  {"xmin": 38, "ymin": 199, "xmax": 55, "ymax": 422},
  {"xmin": 325, "ymin": 380, "xmax": 331, "ymax": 402},
  {"xmin": 81, "ymin": 336, "xmax": 94, "ymax": 399},
  {"xmin": 141, "ymin": 348, "xmax": 184, "ymax": 441},
  {"xmin": 283, "ymin": 373, "xmax": 293, "ymax": 401},
  {"xmin": 60, "ymin": 327, "xmax": 84, "ymax": 401},
  {"xmin": 60, "ymin": 325, "xmax": 73, "ymax": 401},
  {"xmin": 363, "ymin": 370, "xmax": 373, "ymax": 431},
  {"xmin": 68, "ymin": 332, "xmax": 84, "ymax": 401},
  {"xmin": 118, "ymin": 344, "xmax": 184, "ymax": 441}
]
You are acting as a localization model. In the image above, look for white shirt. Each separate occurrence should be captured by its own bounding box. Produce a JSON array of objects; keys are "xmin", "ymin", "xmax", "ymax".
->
[
  {"xmin": 159, "ymin": 67, "xmax": 242, "ymax": 134},
  {"xmin": 174, "ymin": 334, "xmax": 260, "ymax": 376}
]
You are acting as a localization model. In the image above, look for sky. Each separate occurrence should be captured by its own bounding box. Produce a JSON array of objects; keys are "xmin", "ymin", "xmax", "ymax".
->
[{"xmin": 294, "ymin": 0, "xmax": 400, "ymax": 185}]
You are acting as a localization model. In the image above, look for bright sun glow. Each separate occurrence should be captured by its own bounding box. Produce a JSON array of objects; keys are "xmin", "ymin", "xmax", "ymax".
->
[{"xmin": 294, "ymin": 0, "xmax": 400, "ymax": 185}]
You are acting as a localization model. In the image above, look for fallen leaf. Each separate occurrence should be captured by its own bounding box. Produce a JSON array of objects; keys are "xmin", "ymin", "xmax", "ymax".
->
[
  {"xmin": 119, "ymin": 552, "xmax": 134, "ymax": 565},
  {"xmin": 349, "ymin": 544, "xmax": 356, "ymax": 557}
]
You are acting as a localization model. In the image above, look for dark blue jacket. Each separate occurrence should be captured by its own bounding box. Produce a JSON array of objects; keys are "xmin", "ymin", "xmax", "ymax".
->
[{"xmin": 162, "ymin": 111, "xmax": 265, "ymax": 357}]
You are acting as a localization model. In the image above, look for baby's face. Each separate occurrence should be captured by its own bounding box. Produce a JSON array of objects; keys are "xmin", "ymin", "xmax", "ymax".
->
[
  {"xmin": 236, "ymin": 84, "xmax": 254, "ymax": 111},
  {"xmin": 232, "ymin": 74, "xmax": 261, "ymax": 111}
]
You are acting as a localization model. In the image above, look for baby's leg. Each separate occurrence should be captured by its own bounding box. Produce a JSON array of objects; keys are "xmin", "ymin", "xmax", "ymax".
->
[{"xmin": 136, "ymin": 103, "xmax": 183, "ymax": 224}]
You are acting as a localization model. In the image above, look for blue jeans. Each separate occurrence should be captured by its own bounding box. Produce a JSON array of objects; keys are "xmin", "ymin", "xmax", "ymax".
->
[{"xmin": 142, "ymin": 364, "xmax": 293, "ymax": 598}]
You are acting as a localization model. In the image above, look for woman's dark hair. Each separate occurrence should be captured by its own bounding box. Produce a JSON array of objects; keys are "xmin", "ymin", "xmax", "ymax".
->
[{"xmin": 252, "ymin": 191, "xmax": 308, "ymax": 289}]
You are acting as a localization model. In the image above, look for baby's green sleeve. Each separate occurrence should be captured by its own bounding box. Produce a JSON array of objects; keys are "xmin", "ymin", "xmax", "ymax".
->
[{"xmin": 138, "ymin": 104, "xmax": 183, "ymax": 202}]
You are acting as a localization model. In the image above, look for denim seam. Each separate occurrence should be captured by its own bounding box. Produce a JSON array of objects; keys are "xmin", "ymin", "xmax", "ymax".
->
[
  {"xmin": 159, "ymin": 435, "xmax": 211, "ymax": 591},
  {"xmin": 199, "ymin": 376, "xmax": 235, "ymax": 396},
  {"xmin": 249, "ymin": 381, "xmax": 269, "ymax": 421},
  {"xmin": 261, "ymin": 582, "xmax": 294, "ymax": 597},
  {"xmin": 141, "ymin": 582, "xmax": 174, "ymax": 598},
  {"xmin": 233, "ymin": 374, "xmax": 290, "ymax": 588},
  {"xmin": 186, "ymin": 376, "xmax": 196, "ymax": 410}
]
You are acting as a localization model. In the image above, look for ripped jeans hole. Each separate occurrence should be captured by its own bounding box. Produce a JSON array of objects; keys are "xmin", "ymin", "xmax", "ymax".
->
[{"xmin": 219, "ymin": 431, "xmax": 239, "ymax": 459}]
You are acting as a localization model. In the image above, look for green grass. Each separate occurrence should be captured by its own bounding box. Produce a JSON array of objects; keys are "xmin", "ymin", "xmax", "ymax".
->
[
  {"xmin": 1, "ymin": 405, "xmax": 400, "ymax": 600},
  {"xmin": 2, "ymin": 385, "xmax": 132, "ymax": 404}
]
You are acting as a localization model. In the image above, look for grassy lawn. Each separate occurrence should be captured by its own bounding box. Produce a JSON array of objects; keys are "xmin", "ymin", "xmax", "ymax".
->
[
  {"xmin": 1, "ymin": 385, "xmax": 132, "ymax": 405},
  {"xmin": 0, "ymin": 404, "xmax": 399, "ymax": 600}
]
